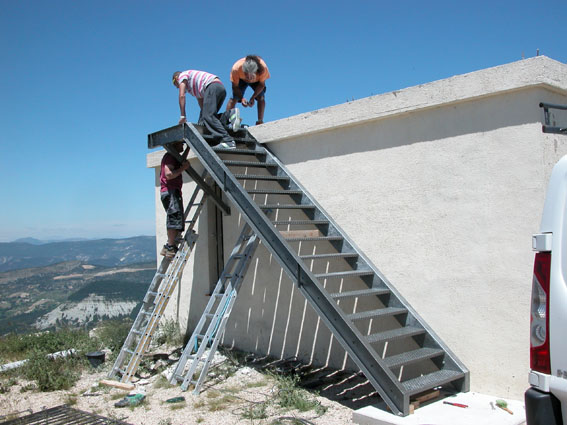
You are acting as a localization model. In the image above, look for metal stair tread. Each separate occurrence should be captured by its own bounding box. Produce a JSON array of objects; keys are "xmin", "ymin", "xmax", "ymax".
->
[
  {"xmin": 233, "ymin": 174, "xmax": 289, "ymax": 181},
  {"xmin": 383, "ymin": 347, "xmax": 445, "ymax": 369},
  {"xmin": 330, "ymin": 287, "xmax": 390, "ymax": 299},
  {"xmin": 401, "ymin": 369, "xmax": 465, "ymax": 396},
  {"xmin": 367, "ymin": 326, "xmax": 426, "ymax": 344},
  {"xmin": 285, "ymin": 235, "xmax": 343, "ymax": 242},
  {"xmin": 259, "ymin": 204, "xmax": 316, "ymax": 209},
  {"xmin": 248, "ymin": 189, "xmax": 304, "ymax": 195},
  {"xmin": 223, "ymin": 160, "xmax": 277, "ymax": 168},
  {"xmin": 316, "ymin": 269, "xmax": 374, "ymax": 279},
  {"xmin": 348, "ymin": 306, "xmax": 408, "ymax": 321},
  {"xmin": 273, "ymin": 219, "xmax": 329, "ymax": 225},
  {"xmin": 213, "ymin": 147, "xmax": 261, "ymax": 154},
  {"xmin": 300, "ymin": 252, "xmax": 358, "ymax": 260}
]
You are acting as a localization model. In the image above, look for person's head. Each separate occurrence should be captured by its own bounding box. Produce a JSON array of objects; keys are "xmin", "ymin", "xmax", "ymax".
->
[
  {"xmin": 172, "ymin": 71, "xmax": 181, "ymax": 88},
  {"xmin": 242, "ymin": 55, "xmax": 264, "ymax": 81}
]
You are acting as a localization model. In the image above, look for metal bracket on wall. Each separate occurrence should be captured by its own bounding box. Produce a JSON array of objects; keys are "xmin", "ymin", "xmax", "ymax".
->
[{"xmin": 540, "ymin": 102, "xmax": 567, "ymax": 135}]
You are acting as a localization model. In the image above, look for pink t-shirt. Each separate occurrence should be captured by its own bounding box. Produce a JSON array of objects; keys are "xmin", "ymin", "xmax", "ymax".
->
[
  {"xmin": 230, "ymin": 58, "xmax": 270, "ymax": 84},
  {"xmin": 160, "ymin": 153, "xmax": 183, "ymax": 193},
  {"xmin": 176, "ymin": 70, "xmax": 218, "ymax": 99}
]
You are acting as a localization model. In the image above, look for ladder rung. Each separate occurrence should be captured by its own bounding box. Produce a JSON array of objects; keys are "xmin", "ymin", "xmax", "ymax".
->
[
  {"xmin": 348, "ymin": 307, "xmax": 408, "ymax": 321},
  {"xmin": 233, "ymin": 174, "xmax": 289, "ymax": 181},
  {"xmin": 316, "ymin": 270, "xmax": 374, "ymax": 279},
  {"xmin": 367, "ymin": 326, "xmax": 426, "ymax": 344},
  {"xmin": 383, "ymin": 347, "xmax": 445, "ymax": 369},
  {"xmin": 330, "ymin": 287, "xmax": 390, "ymax": 299},
  {"xmin": 131, "ymin": 330, "xmax": 143, "ymax": 336},
  {"xmin": 401, "ymin": 369, "xmax": 465, "ymax": 396},
  {"xmin": 123, "ymin": 349, "xmax": 135, "ymax": 355},
  {"xmin": 171, "ymin": 373, "xmax": 185, "ymax": 382}
]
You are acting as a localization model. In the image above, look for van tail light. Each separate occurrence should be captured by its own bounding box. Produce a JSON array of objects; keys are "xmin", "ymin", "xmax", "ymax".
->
[{"xmin": 530, "ymin": 251, "xmax": 551, "ymax": 374}]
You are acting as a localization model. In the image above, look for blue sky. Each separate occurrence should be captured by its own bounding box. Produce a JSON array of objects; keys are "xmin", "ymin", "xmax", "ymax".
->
[{"xmin": 0, "ymin": 0, "xmax": 565, "ymax": 242}]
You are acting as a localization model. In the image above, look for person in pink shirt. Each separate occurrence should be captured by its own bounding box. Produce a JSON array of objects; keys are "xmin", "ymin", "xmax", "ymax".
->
[
  {"xmin": 159, "ymin": 141, "xmax": 190, "ymax": 257},
  {"xmin": 172, "ymin": 69, "xmax": 240, "ymax": 149},
  {"xmin": 226, "ymin": 55, "xmax": 270, "ymax": 125}
]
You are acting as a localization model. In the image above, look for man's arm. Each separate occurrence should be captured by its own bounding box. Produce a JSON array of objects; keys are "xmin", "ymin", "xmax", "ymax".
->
[
  {"xmin": 164, "ymin": 160, "xmax": 190, "ymax": 180},
  {"xmin": 178, "ymin": 82, "xmax": 187, "ymax": 124},
  {"xmin": 231, "ymin": 82, "xmax": 246, "ymax": 106},
  {"xmin": 248, "ymin": 82, "xmax": 266, "ymax": 107}
]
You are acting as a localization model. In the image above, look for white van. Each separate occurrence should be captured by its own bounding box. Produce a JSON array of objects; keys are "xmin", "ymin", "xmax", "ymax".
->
[{"xmin": 526, "ymin": 155, "xmax": 567, "ymax": 425}]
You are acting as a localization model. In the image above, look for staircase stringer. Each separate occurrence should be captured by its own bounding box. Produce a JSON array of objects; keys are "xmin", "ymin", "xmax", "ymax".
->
[{"xmin": 149, "ymin": 124, "xmax": 408, "ymax": 414}]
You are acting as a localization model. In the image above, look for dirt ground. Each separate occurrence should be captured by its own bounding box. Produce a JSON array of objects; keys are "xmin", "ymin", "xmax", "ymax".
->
[{"xmin": 0, "ymin": 349, "xmax": 383, "ymax": 425}]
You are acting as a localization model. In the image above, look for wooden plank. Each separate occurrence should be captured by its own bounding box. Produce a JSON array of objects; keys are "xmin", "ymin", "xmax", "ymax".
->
[
  {"xmin": 409, "ymin": 390, "xmax": 441, "ymax": 414},
  {"xmin": 99, "ymin": 379, "xmax": 135, "ymax": 391},
  {"xmin": 413, "ymin": 389, "xmax": 440, "ymax": 404}
]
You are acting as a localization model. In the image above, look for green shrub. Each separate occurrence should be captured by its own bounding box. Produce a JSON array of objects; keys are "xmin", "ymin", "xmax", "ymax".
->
[
  {"xmin": 95, "ymin": 319, "xmax": 132, "ymax": 355},
  {"xmin": 155, "ymin": 319, "xmax": 183, "ymax": 346},
  {"xmin": 0, "ymin": 328, "xmax": 94, "ymax": 362},
  {"xmin": 274, "ymin": 374, "xmax": 326, "ymax": 415},
  {"xmin": 23, "ymin": 350, "xmax": 81, "ymax": 391}
]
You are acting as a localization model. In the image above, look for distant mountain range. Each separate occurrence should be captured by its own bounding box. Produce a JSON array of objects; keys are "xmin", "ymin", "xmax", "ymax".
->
[
  {"xmin": 0, "ymin": 260, "xmax": 156, "ymax": 335},
  {"xmin": 0, "ymin": 236, "xmax": 157, "ymax": 272},
  {"xmin": 12, "ymin": 237, "xmax": 91, "ymax": 245}
]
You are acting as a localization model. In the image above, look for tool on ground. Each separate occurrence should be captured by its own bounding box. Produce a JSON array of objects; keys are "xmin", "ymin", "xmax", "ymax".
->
[
  {"xmin": 496, "ymin": 399, "xmax": 513, "ymax": 414},
  {"xmin": 443, "ymin": 401, "xmax": 468, "ymax": 408}
]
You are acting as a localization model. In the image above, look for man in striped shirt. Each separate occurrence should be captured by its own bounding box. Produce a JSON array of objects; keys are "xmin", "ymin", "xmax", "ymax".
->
[{"xmin": 172, "ymin": 69, "xmax": 240, "ymax": 149}]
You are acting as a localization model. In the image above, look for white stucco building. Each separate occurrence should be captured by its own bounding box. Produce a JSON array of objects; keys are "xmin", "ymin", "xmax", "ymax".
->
[{"xmin": 147, "ymin": 55, "xmax": 567, "ymax": 403}]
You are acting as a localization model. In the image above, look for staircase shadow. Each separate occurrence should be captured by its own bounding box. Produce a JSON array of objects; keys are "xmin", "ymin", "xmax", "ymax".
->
[{"xmin": 236, "ymin": 351, "xmax": 384, "ymax": 411}]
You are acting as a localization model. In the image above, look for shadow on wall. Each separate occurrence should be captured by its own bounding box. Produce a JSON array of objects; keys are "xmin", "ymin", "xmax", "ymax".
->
[
  {"xmin": 220, "ymin": 247, "xmax": 357, "ymax": 372},
  {"xmin": 274, "ymin": 88, "xmax": 547, "ymax": 165}
]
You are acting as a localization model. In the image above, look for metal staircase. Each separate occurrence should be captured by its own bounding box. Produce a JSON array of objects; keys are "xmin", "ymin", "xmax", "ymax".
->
[
  {"xmin": 169, "ymin": 222, "xmax": 262, "ymax": 392},
  {"xmin": 148, "ymin": 123, "xmax": 469, "ymax": 416},
  {"xmin": 108, "ymin": 181, "xmax": 206, "ymax": 383}
]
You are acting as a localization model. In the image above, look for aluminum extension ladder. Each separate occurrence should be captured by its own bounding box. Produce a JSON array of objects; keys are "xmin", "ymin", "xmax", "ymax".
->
[
  {"xmin": 108, "ymin": 182, "xmax": 207, "ymax": 383},
  {"xmin": 169, "ymin": 222, "xmax": 261, "ymax": 392},
  {"xmin": 148, "ymin": 123, "xmax": 470, "ymax": 416}
]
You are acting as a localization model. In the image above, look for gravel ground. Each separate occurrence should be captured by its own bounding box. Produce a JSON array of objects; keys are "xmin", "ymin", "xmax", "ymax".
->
[{"xmin": 0, "ymin": 349, "xmax": 378, "ymax": 425}]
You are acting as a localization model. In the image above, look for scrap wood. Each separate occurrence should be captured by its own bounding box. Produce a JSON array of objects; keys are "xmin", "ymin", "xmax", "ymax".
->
[
  {"xmin": 99, "ymin": 379, "xmax": 135, "ymax": 391},
  {"xmin": 409, "ymin": 390, "xmax": 441, "ymax": 414}
]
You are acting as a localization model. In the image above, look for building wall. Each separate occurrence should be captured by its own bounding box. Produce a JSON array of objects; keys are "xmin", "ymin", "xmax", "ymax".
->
[{"xmin": 147, "ymin": 56, "xmax": 567, "ymax": 400}]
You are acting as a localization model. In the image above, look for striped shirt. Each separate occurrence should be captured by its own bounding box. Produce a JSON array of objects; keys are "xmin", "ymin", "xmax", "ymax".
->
[{"xmin": 176, "ymin": 70, "xmax": 218, "ymax": 99}]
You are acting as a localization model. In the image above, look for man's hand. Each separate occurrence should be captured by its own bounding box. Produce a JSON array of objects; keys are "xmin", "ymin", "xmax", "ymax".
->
[
  {"xmin": 180, "ymin": 160, "xmax": 190, "ymax": 171},
  {"xmin": 241, "ymin": 98, "xmax": 249, "ymax": 107},
  {"xmin": 178, "ymin": 117, "xmax": 187, "ymax": 124},
  {"xmin": 248, "ymin": 97, "xmax": 255, "ymax": 107}
]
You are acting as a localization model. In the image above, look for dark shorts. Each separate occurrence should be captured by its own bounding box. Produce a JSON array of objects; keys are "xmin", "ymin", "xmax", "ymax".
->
[
  {"xmin": 160, "ymin": 190, "xmax": 184, "ymax": 231},
  {"xmin": 232, "ymin": 80, "xmax": 267, "ymax": 101}
]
